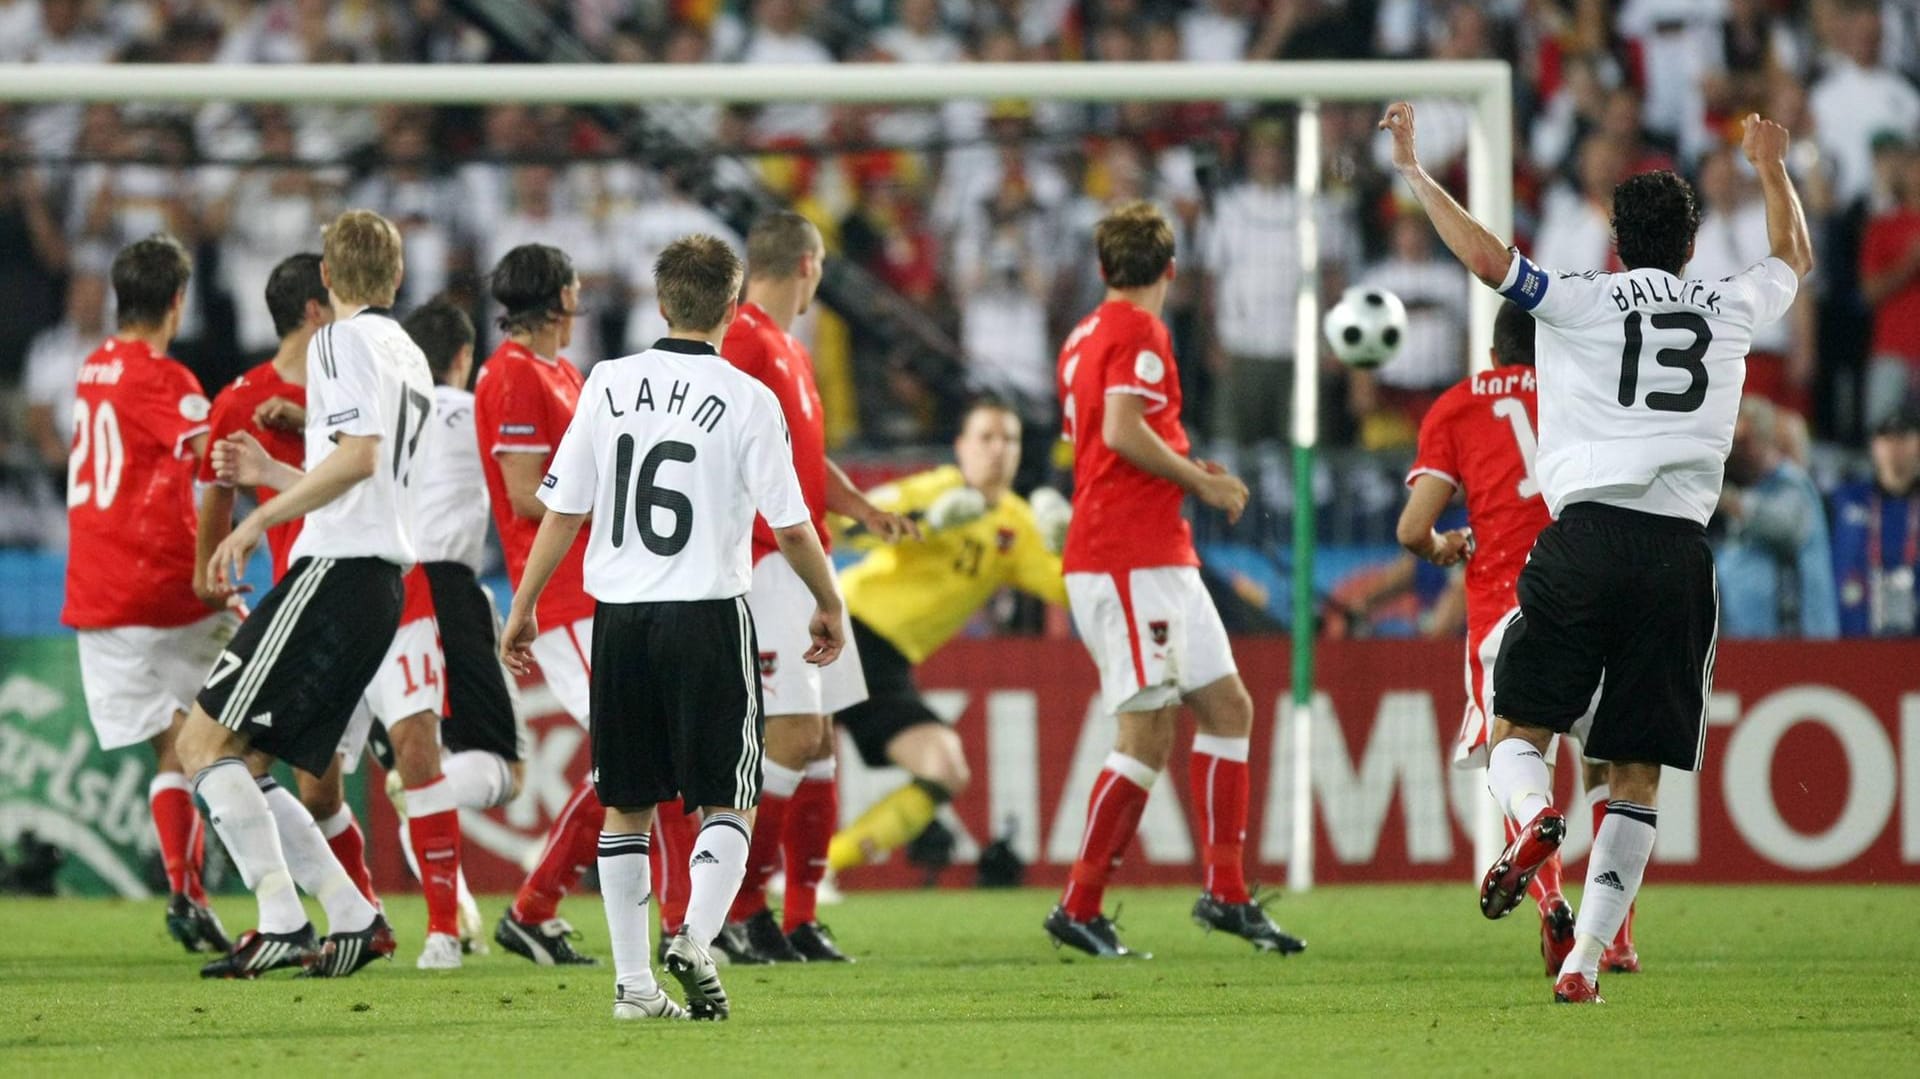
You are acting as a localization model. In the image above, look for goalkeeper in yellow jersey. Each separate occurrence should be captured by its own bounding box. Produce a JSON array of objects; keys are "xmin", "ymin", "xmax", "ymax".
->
[{"xmin": 828, "ymin": 398, "xmax": 1071, "ymax": 871}]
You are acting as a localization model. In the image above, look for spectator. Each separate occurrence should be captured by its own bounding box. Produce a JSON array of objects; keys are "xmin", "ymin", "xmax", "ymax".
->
[
  {"xmin": 204, "ymin": 107, "xmax": 334, "ymax": 355},
  {"xmin": 1353, "ymin": 213, "xmax": 1470, "ymax": 444},
  {"xmin": 19, "ymin": 0, "xmax": 115, "ymax": 160},
  {"xmin": 1180, "ymin": 0, "xmax": 1252, "ymax": 61},
  {"xmin": 22, "ymin": 271, "xmax": 108, "ymax": 472},
  {"xmin": 1692, "ymin": 144, "xmax": 1816, "ymax": 414},
  {"xmin": 483, "ymin": 166, "xmax": 612, "ymax": 363},
  {"xmin": 1532, "ymin": 133, "xmax": 1624, "ymax": 273},
  {"xmin": 1614, "ymin": 0, "xmax": 1723, "ymax": 164},
  {"xmin": 613, "ymin": 179, "xmax": 741, "ymax": 353},
  {"xmin": 1831, "ymin": 404, "xmax": 1920, "ymax": 637},
  {"xmin": 1809, "ymin": 0, "xmax": 1920, "ymax": 206},
  {"xmin": 1714, "ymin": 396, "xmax": 1840, "ymax": 639},
  {"xmin": 733, "ymin": 0, "xmax": 835, "ymax": 145},
  {"xmin": 348, "ymin": 106, "xmax": 459, "ymax": 308},
  {"xmin": 1368, "ymin": 4, "xmax": 1487, "ymax": 174},
  {"xmin": 1203, "ymin": 118, "xmax": 1358, "ymax": 453},
  {"xmin": 0, "ymin": 117, "xmax": 69, "ymax": 383},
  {"xmin": 1861, "ymin": 137, "xmax": 1920, "ymax": 426},
  {"xmin": 869, "ymin": 0, "xmax": 962, "ymax": 148},
  {"xmin": 955, "ymin": 172, "xmax": 1055, "ymax": 409}
]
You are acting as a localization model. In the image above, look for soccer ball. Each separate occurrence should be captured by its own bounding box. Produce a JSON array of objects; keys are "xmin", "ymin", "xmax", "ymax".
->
[{"xmin": 1323, "ymin": 286, "xmax": 1409, "ymax": 370}]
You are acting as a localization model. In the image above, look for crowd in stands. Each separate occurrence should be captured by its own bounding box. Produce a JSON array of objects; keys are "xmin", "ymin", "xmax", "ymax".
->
[{"xmin": 0, "ymin": 0, "xmax": 1917, "ymax": 638}]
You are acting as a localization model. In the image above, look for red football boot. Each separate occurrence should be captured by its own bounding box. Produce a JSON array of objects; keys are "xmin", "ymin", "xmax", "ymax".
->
[
  {"xmin": 1602, "ymin": 902, "xmax": 1641, "ymax": 973},
  {"xmin": 1553, "ymin": 971, "xmax": 1604, "ymax": 1004},
  {"xmin": 1480, "ymin": 807, "xmax": 1566, "ymax": 920},
  {"xmin": 1539, "ymin": 894, "xmax": 1576, "ymax": 977}
]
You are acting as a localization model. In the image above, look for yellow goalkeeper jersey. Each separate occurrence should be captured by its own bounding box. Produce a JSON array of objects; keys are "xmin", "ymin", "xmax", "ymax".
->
[{"xmin": 838, "ymin": 465, "xmax": 1068, "ymax": 664}]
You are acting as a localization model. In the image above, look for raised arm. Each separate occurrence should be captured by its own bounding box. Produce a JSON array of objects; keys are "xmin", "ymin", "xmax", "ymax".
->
[
  {"xmin": 1378, "ymin": 102, "xmax": 1513, "ymax": 287},
  {"xmin": 1742, "ymin": 114, "xmax": 1815, "ymax": 278}
]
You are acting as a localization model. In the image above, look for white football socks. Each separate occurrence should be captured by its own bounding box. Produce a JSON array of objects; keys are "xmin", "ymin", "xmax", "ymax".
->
[
  {"xmin": 257, "ymin": 777, "xmax": 376, "ymax": 934},
  {"xmin": 442, "ymin": 750, "xmax": 513, "ymax": 810},
  {"xmin": 1486, "ymin": 738, "xmax": 1553, "ymax": 824},
  {"xmin": 683, "ymin": 812, "xmax": 751, "ymax": 948},
  {"xmin": 1562, "ymin": 801, "xmax": 1657, "ymax": 981},
  {"xmin": 598, "ymin": 831, "xmax": 657, "ymax": 995},
  {"xmin": 192, "ymin": 759, "xmax": 304, "ymax": 935}
]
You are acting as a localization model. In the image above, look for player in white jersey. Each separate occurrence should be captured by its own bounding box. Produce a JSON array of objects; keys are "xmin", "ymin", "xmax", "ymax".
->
[
  {"xmin": 178, "ymin": 211, "xmax": 435, "ymax": 980},
  {"xmin": 1381, "ymin": 105, "xmax": 1813, "ymax": 1004},
  {"xmin": 502, "ymin": 234, "xmax": 844, "ymax": 1021}
]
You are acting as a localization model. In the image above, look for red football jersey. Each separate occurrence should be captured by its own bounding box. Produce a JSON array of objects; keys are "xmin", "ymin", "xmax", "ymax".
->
[
  {"xmin": 474, "ymin": 341, "xmax": 595, "ymax": 627},
  {"xmin": 63, "ymin": 337, "xmax": 213, "ymax": 629},
  {"xmin": 198, "ymin": 360, "xmax": 306, "ymax": 581},
  {"xmin": 1056, "ymin": 299, "xmax": 1198, "ymax": 574},
  {"xmin": 724, "ymin": 302, "xmax": 830, "ymax": 564},
  {"xmin": 1406, "ymin": 367, "xmax": 1553, "ymax": 642}
]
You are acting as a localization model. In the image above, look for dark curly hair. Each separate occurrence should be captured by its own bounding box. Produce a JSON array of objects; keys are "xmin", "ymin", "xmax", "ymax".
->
[
  {"xmin": 490, "ymin": 243, "xmax": 575, "ymax": 334},
  {"xmin": 1611, "ymin": 171, "xmax": 1700, "ymax": 275}
]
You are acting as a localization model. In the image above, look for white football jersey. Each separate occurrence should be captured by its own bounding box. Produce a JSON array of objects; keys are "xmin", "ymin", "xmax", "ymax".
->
[
  {"xmin": 540, "ymin": 338, "xmax": 810, "ymax": 603},
  {"xmin": 1496, "ymin": 252, "xmax": 1799, "ymax": 525},
  {"xmin": 412, "ymin": 384, "xmax": 491, "ymax": 573},
  {"xmin": 289, "ymin": 310, "xmax": 436, "ymax": 567}
]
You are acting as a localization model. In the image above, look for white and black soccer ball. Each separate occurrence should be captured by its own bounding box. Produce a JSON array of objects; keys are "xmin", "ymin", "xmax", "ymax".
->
[{"xmin": 1323, "ymin": 286, "xmax": 1409, "ymax": 370}]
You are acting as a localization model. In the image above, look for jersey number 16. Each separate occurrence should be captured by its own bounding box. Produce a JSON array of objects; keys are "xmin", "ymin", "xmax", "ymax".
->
[{"xmin": 611, "ymin": 436, "xmax": 696, "ymax": 556}]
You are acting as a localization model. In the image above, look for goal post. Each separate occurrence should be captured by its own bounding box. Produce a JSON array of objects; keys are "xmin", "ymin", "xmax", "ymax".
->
[{"xmin": 4, "ymin": 59, "xmax": 1514, "ymax": 892}]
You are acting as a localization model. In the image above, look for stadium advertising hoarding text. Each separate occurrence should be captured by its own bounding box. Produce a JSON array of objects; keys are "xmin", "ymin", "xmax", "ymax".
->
[
  {"xmin": 5, "ymin": 636, "xmax": 1915, "ymax": 895},
  {"xmin": 372, "ymin": 639, "xmax": 1920, "ymax": 893}
]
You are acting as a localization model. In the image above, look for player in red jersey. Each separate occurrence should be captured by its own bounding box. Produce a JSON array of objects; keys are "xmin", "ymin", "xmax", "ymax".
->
[
  {"xmin": 718, "ymin": 211, "xmax": 914, "ymax": 965},
  {"xmin": 1043, "ymin": 203, "xmax": 1304, "ymax": 958},
  {"xmin": 1398, "ymin": 302, "xmax": 1639, "ymax": 977},
  {"xmin": 64, "ymin": 235, "xmax": 233, "ymax": 954},
  {"xmin": 194, "ymin": 253, "xmax": 383, "ymax": 912},
  {"xmin": 474, "ymin": 243, "xmax": 614, "ymax": 966}
]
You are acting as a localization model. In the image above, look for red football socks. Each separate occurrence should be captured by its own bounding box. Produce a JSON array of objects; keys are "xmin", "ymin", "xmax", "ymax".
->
[
  {"xmin": 1060, "ymin": 758, "xmax": 1154, "ymax": 922},
  {"xmin": 405, "ymin": 777, "xmax": 463, "ymax": 937},
  {"xmin": 782, "ymin": 767, "xmax": 837, "ymax": 932},
  {"xmin": 149, "ymin": 774, "xmax": 199, "ymax": 899},
  {"xmin": 1190, "ymin": 738, "xmax": 1252, "ymax": 905},
  {"xmin": 652, "ymin": 799, "xmax": 697, "ymax": 935},
  {"xmin": 512, "ymin": 780, "xmax": 604, "ymax": 925},
  {"xmin": 317, "ymin": 806, "xmax": 379, "ymax": 906}
]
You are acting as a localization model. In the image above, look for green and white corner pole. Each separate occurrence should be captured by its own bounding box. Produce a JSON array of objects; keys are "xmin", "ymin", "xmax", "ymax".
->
[{"xmin": 1287, "ymin": 99, "xmax": 1322, "ymax": 894}]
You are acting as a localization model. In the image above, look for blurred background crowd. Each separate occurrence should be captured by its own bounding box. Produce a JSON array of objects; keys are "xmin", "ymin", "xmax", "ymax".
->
[{"xmin": 0, "ymin": 0, "xmax": 1916, "ymax": 641}]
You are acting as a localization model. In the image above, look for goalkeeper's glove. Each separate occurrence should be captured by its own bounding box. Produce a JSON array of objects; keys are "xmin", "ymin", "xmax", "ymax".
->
[
  {"xmin": 1029, "ymin": 486, "xmax": 1072, "ymax": 554},
  {"xmin": 925, "ymin": 485, "xmax": 989, "ymax": 531}
]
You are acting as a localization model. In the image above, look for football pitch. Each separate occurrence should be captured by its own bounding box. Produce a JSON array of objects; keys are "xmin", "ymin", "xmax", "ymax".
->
[{"xmin": 3, "ymin": 885, "xmax": 1915, "ymax": 1077}]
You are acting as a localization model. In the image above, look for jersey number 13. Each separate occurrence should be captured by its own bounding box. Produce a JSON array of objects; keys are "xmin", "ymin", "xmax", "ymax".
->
[{"xmin": 1617, "ymin": 311, "xmax": 1711, "ymax": 413}]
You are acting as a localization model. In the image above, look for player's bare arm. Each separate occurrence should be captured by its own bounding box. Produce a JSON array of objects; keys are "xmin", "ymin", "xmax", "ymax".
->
[
  {"xmin": 495, "ymin": 450, "xmax": 553, "ymax": 519},
  {"xmin": 193, "ymin": 484, "xmax": 246, "ymax": 606},
  {"xmin": 500, "ymin": 509, "xmax": 589, "ymax": 675},
  {"xmin": 827, "ymin": 456, "xmax": 921, "ymax": 542},
  {"xmin": 253, "ymin": 396, "xmax": 305, "ymax": 433},
  {"xmin": 208, "ymin": 432, "xmax": 379, "ymax": 590},
  {"xmin": 1378, "ymin": 102, "xmax": 1512, "ymax": 286},
  {"xmin": 1396, "ymin": 473, "xmax": 1473, "ymax": 567},
  {"xmin": 1742, "ymin": 114, "xmax": 1815, "ymax": 278},
  {"xmin": 773, "ymin": 520, "xmax": 846, "ymax": 666},
  {"xmin": 211, "ymin": 429, "xmax": 302, "ymax": 492},
  {"xmin": 1103, "ymin": 392, "xmax": 1248, "ymax": 523}
]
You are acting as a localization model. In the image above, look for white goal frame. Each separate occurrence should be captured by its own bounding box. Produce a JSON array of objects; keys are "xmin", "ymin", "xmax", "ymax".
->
[{"xmin": 3, "ymin": 61, "xmax": 1515, "ymax": 891}]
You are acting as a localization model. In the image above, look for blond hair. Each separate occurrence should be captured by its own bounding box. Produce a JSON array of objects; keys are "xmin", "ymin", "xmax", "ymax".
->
[
  {"xmin": 1094, "ymin": 200, "xmax": 1175, "ymax": 288},
  {"xmin": 655, "ymin": 234, "xmax": 743, "ymax": 333},
  {"xmin": 322, "ymin": 209, "xmax": 404, "ymax": 306},
  {"xmin": 746, "ymin": 210, "xmax": 822, "ymax": 281}
]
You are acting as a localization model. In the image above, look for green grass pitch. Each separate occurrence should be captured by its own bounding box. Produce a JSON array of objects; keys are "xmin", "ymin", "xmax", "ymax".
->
[{"xmin": 3, "ymin": 885, "xmax": 1915, "ymax": 1076}]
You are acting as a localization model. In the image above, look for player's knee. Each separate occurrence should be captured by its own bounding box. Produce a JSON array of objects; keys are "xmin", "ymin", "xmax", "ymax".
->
[
  {"xmin": 1114, "ymin": 712, "xmax": 1177, "ymax": 771},
  {"xmin": 764, "ymin": 713, "xmax": 820, "ymax": 767},
  {"xmin": 1193, "ymin": 682, "xmax": 1254, "ymax": 738},
  {"xmin": 298, "ymin": 777, "xmax": 343, "ymax": 821},
  {"xmin": 1607, "ymin": 762, "xmax": 1660, "ymax": 807},
  {"xmin": 173, "ymin": 707, "xmax": 237, "ymax": 775},
  {"xmin": 1490, "ymin": 716, "xmax": 1555, "ymax": 754},
  {"xmin": 506, "ymin": 760, "xmax": 527, "ymax": 802},
  {"xmin": 389, "ymin": 712, "xmax": 442, "ymax": 787}
]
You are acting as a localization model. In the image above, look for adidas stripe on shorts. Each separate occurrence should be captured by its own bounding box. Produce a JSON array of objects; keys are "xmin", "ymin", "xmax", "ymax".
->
[
  {"xmin": 195, "ymin": 556, "xmax": 404, "ymax": 775},
  {"xmin": 587, "ymin": 596, "xmax": 765, "ymax": 810}
]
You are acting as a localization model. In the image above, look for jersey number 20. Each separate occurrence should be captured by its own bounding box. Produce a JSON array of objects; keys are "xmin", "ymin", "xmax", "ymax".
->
[
  {"xmin": 1618, "ymin": 311, "xmax": 1711, "ymax": 413},
  {"xmin": 67, "ymin": 400, "xmax": 124, "ymax": 510},
  {"xmin": 611, "ymin": 437, "xmax": 695, "ymax": 556}
]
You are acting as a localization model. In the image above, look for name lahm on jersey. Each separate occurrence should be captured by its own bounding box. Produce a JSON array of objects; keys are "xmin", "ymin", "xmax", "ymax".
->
[{"xmin": 602, "ymin": 376, "xmax": 727, "ymax": 434}]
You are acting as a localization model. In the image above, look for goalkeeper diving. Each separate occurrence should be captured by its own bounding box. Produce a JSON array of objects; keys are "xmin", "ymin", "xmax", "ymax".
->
[{"xmin": 827, "ymin": 397, "xmax": 1071, "ymax": 871}]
